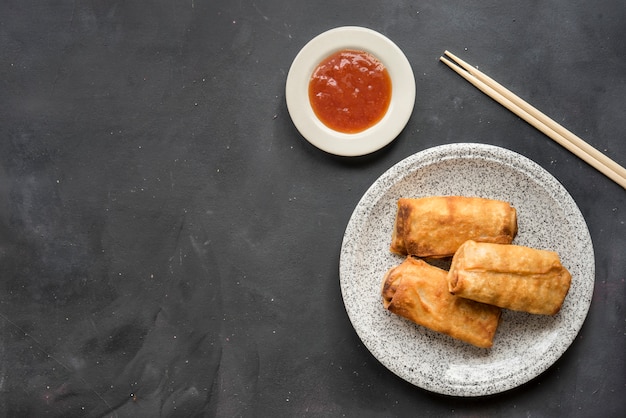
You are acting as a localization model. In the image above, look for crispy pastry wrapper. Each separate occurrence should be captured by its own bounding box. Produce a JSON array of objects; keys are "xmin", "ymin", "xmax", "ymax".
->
[
  {"xmin": 382, "ymin": 256, "xmax": 501, "ymax": 348},
  {"xmin": 390, "ymin": 196, "xmax": 517, "ymax": 258},
  {"xmin": 448, "ymin": 240, "xmax": 572, "ymax": 315}
]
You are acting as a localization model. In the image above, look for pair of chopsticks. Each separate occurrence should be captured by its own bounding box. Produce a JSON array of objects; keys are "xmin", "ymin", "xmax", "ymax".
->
[{"xmin": 440, "ymin": 50, "xmax": 626, "ymax": 189}]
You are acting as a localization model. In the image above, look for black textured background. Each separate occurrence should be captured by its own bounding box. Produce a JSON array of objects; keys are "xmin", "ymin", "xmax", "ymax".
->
[{"xmin": 1, "ymin": 1, "xmax": 624, "ymax": 417}]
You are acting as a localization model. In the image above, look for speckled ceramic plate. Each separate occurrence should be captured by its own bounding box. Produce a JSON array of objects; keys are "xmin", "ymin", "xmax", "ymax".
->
[{"xmin": 339, "ymin": 143, "xmax": 594, "ymax": 397}]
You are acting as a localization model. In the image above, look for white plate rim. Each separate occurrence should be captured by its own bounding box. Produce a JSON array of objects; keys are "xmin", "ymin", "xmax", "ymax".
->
[
  {"xmin": 339, "ymin": 143, "xmax": 595, "ymax": 396},
  {"xmin": 285, "ymin": 26, "xmax": 416, "ymax": 156}
]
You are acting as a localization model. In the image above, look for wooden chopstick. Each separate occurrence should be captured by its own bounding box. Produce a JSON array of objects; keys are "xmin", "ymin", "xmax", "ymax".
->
[{"xmin": 440, "ymin": 50, "xmax": 626, "ymax": 189}]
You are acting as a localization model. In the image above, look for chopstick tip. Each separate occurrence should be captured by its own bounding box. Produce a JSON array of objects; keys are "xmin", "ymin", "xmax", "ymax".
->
[{"xmin": 439, "ymin": 55, "xmax": 454, "ymax": 67}]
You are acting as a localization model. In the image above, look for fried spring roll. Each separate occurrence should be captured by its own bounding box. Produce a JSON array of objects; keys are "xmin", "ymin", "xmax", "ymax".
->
[
  {"xmin": 382, "ymin": 256, "xmax": 501, "ymax": 348},
  {"xmin": 390, "ymin": 196, "xmax": 518, "ymax": 258},
  {"xmin": 448, "ymin": 240, "xmax": 572, "ymax": 315}
]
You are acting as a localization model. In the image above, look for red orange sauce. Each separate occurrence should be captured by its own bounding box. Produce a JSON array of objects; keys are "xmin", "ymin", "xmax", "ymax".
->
[{"xmin": 308, "ymin": 49, "xmax": 392, "ymax": 134}]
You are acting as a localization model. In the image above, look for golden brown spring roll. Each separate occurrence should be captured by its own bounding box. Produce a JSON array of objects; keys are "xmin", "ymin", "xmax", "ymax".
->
[
  {"xmin": 382, "ymin": 256, "xmax": 501, "ymax": 348},
  {"xmin": 448, "ymin": 240, "xmax": 572, "ymax": 315},
  {"xmin": 390, "ymin": 196, "xmax": 518, "ymax": 258}
]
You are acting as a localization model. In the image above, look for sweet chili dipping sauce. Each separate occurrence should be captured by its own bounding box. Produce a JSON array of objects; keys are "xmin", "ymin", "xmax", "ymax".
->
[{"xmin": 308, "ymin": 49, "xmax": 392, "ymax": 134}]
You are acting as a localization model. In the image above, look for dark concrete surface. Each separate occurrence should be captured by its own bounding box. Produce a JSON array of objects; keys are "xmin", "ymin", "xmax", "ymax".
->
[{"xmin": 1, "ymin": 1, "xmax": 624, "ymax": 416}]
